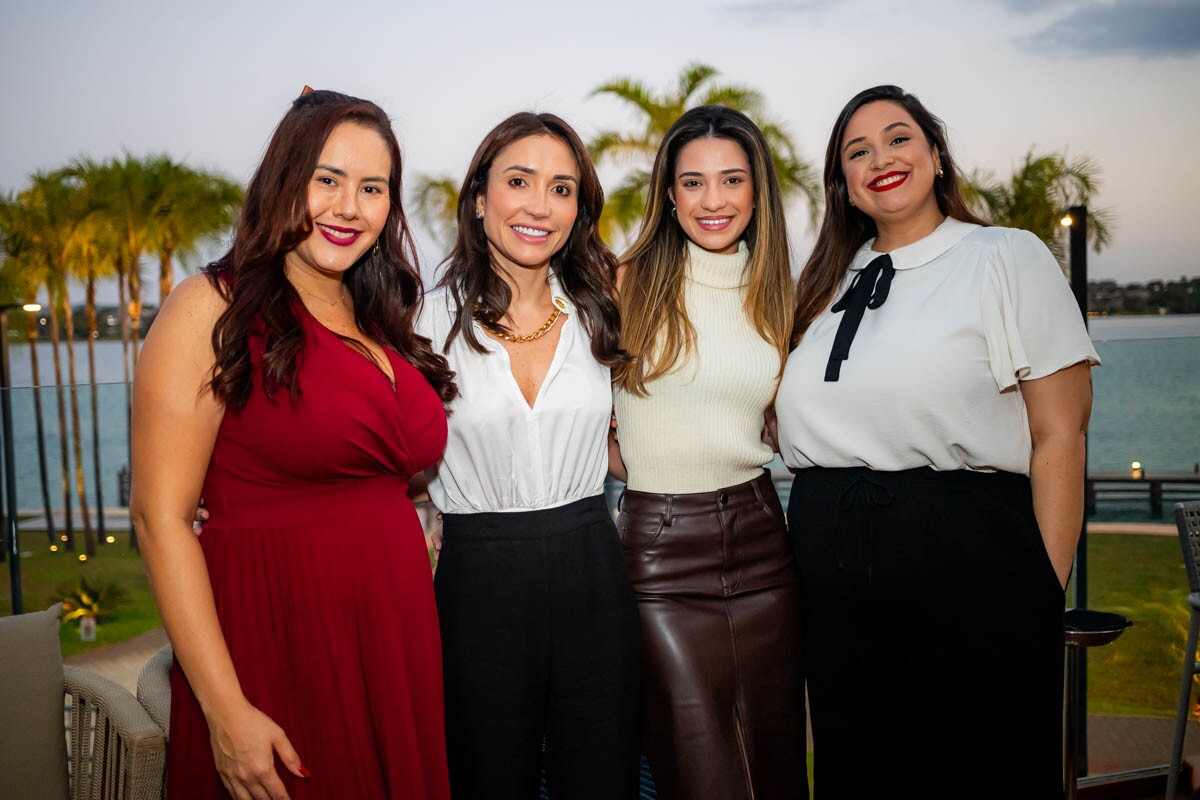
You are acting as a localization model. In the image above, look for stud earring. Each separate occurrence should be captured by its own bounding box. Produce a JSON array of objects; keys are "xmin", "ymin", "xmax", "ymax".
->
[
  {"xmin": 935, "ymin": 164, "xmax": 945, "ymax": 178},
  {"xmin": 373, "ymin": 240, "xmax": 380, "ymax": 256},
  {"xmin": 671, "ymin": 205, "xmax": 677, "ymax": 219},
  {"xmin": 475, "ymin": 209, "xmax": 484, "ymax": 220}
]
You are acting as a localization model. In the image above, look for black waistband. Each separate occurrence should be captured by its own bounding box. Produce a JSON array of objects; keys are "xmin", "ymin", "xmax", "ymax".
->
[{"xmin": 442, "ymin": 494, "xmax": 611, "ymax": 539}]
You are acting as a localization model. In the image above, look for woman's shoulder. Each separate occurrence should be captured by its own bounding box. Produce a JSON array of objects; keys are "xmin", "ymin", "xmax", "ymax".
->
[
  {"xmin": 157, "ymin": 273, "xmax": 229, "ymax": 327},
  {"xmin": 961, "ymin": 223, "xmax": 1047, "ymax": 255},
  {"xmin": 415, "ymin": 284, "xmax": 459, "ymax": 340}
]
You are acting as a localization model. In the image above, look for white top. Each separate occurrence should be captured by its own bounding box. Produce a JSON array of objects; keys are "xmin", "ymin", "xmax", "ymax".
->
[
  {"xmin": 416, "ymin": 280, "xmax": 611, "ymax": 513},
  {"xmin": 776, "ymin": 218, "xmax": 1100, "ymax": 476},
  {"xmin": 614, "ymin": 240, "xmax": 779, "ymax": 493}
]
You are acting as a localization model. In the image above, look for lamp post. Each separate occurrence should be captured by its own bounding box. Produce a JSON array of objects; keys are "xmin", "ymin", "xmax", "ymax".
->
[
  {"xmin": 0, "ymin": 302, "xmax": 41, "ymax": 615},
  {"xmin": 1060, "ymin": 206, "xmax": 1090, "ymax": 777}
]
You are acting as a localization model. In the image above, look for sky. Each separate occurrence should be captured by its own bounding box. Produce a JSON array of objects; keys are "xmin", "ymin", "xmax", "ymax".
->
[{"xmin": 2, "ymin": 0, "xmax": 1198, "ymax": 305}]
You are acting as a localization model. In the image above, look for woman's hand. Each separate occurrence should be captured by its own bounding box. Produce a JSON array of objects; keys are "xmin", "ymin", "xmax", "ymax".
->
[
  {"xmin": 207, "ymin": 699, "xmax": 308, "ymax": 800},
  {"xmin": 193, "ymin": 498, "xmax": 209, "ymax": 534},
  {"xmin": 424, "ymin": 512, "xmax": 443, "ymax": 576}
]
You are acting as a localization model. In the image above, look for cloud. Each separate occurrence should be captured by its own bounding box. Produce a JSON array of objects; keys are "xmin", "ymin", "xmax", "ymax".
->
[
  {"xmin": 719, "ymin": 0, "xmax": 832, "ymax": 22},
  {"xmin": 1019, "ymin": 0, "xmax": 1200, "ymax": 58}
]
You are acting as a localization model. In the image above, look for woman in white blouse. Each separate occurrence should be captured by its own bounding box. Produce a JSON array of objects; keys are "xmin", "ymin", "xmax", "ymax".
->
[
  {"xmin": 778, "ymin": 85, "xmax": 1098, "ymax": 797},
  {"xmin": 415, "ymin": 112, "xmax": 640, "ymax": 800},
  {"xmin": 611, "ymin": 105, "xmax": 807, "ymax": 799}
]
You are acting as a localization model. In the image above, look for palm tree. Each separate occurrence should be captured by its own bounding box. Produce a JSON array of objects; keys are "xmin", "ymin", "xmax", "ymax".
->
[
  {"xmin": 965, "ymin": 151, "xmax": 1114, "ymax": 268},
  {"xmin": 28, "ymin": 172, "xmax": 96, "ymax": 555},
  {"xmin": 0, "ymin": 195, "xmax": 57, "ymax": 546},
  {"xmin": 588, "ymin": 63, "xmax": 821, "ymax": 242},
  {"xmin": 2, "ymin": 179, "xmax": 80, "ymax": 551},
  {"xmin": 142, "ymin": 155, "xmax": 242, "ymax": 303}
]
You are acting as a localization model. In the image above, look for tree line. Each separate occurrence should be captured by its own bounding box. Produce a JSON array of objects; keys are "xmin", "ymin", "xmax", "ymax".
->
[{"xmin": 0, "ymin": 63, "xmax": 1112, "ymax": 560}]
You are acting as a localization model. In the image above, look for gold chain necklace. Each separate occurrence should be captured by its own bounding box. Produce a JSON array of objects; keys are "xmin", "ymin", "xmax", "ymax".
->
[
  {"xmin": 475, "ymin": 305, "xmax": 562, "ymax": 344},
  {"xmin": 296, "ymin": 283, "xmax": 347, "ymax": 308}
]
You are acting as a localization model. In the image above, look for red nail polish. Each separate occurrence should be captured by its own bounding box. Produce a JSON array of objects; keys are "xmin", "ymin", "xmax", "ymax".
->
[{"xmin": 299, "ymin": 765, "xmax": 312, "ymax": 779}]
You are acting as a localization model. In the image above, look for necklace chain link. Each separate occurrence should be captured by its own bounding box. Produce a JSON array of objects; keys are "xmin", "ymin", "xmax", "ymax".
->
[{"xmin": 475, "ymin": 305, "xmax": 563, "ymax": 344}]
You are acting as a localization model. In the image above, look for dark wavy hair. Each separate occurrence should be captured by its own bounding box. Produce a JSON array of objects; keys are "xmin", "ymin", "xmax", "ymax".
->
[
  {"xmin": 436, "ymin": 112, "xmax": 624, "ymax": 367},
  {"xmin": 792, "ymin": 85, "xmax": 987, "ymax": 344},
  {"xmin": 204, "ymin": 89, "xmax": 456, "ymax": 407}
]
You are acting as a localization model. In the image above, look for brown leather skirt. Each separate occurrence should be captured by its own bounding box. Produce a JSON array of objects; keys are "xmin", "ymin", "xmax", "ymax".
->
[{"xmin": 618, "ymin": 470, "xmax": 808, "ymax": 800}]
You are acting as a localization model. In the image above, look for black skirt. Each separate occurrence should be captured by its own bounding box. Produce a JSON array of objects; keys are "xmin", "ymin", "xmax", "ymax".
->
[{"xmin": 787, "ymin": 467, "xmax": 1064, "ymax": 800}]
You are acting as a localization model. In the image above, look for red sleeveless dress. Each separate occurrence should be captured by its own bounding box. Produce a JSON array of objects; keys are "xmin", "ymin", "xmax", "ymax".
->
[{"xmin": 167, "ymin": 310, "xmax": 451, "ymax": 799}]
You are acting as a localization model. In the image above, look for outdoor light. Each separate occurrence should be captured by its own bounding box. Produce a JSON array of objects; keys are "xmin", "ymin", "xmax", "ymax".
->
[
  {"xmin": 21, "ymin": 303, "xmax": 41, "ymax": 313},
  {"xmin": 105, "ymin": 535, "xmax": 116, "ymax": 544},
  {"xmin": 49, "ymin": 545, "xmax": 57, "ymax": 552},
  {"xmin": 78, "ymin": 554, "xmax": 87, "ymax": 562},
  {"xmin": 1061, "ymin": 214, "xmax": 1074, "ymax": 227},
  {"xmin": 60, "ymin": 534, "xmax": 68, "ymax": 542},
  {"xmin": 1131, "ymin": 460, "xmax": 1143, "ymax": 479}
]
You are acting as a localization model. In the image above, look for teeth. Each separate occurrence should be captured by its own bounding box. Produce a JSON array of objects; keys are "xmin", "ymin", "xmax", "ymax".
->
[
  {"xmin": 513, "ymin": 225, "xmax": 549, "ymax": 237},
  {"xmin": 872, "ymin": 174, "xmax": 906, "ymax": 188},
  {"xmin": 698, "ymin": 217, "xmax": 731, "ymax": 227},
  {"xmin": 318, "ymin": 224, "xmax": 356, "ymax": 239}
]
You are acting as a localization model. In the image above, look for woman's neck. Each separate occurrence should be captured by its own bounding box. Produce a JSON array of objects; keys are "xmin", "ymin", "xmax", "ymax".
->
[{"xmin": 872, "ymin": 204, "xmax": 946, "ymax": 253}]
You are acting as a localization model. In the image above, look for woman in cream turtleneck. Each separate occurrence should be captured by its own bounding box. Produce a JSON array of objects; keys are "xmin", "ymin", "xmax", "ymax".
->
[{"xmin": 611, "ymin": 105, "xmax": 807, "ymax": 799}]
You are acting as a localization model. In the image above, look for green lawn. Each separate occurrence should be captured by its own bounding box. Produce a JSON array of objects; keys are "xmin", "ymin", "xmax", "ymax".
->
[
  {"xmin": 0, "ymin": 527, "xmax": 161, "ymax": 658},
  {"xmin": 1081, "ymin": 533, "xmax": 1191, "ymax": 717},
  {"xmin": 0, "ymin": 526, "xmax": 1191, "ymax": 716}
]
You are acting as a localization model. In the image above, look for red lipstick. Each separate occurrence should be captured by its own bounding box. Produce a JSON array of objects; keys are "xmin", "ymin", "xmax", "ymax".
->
[
  {"xmin": 868, "ymin": 171, "xmax": 908, "ymax": 192},
  {"xmin": 316, "ymin": 222, "xmax": 363, "ymax": 247}
]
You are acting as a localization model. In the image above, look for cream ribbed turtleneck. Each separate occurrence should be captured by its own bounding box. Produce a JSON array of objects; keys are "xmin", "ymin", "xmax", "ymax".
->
[{"xmin": 614, "ymin": 240, "xmax": 779, "ymax": 493}]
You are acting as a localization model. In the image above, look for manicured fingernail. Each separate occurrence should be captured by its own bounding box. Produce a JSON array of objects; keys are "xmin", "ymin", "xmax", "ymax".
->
[{"xmin": 299, "ymin": 765, "xmax": 311, "ymax": 779}]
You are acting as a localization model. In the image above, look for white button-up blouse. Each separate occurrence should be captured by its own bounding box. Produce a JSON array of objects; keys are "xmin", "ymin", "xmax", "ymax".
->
[
  {"xmin": 415, "ymin": 281, "xmax": 611, "ymax": 514},
  {"xmin": 776, "ymin": 218, "xmax": 1101, "ymax": 476}
]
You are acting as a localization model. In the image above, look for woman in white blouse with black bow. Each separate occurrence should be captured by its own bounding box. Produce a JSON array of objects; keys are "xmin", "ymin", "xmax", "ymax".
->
[
  {"xmin": 415, "ymin": 112, "xmax": 640, "ymax": 800},
  {"xmin": 778, "ymin": 85, "xmax": 1098, "ymax": 798}
]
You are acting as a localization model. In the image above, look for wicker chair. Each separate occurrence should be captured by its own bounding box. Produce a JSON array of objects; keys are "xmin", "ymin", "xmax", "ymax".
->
[
  {"xmin": 0, "ymin": 603, "xmax": 166, "ymax": 800},
  {"xmin": 64, "ymin": 665, "xmax": 167, "ymax": 800},
  {"xmin": 1167, "ymin": 501, "xmax": 1200, "ymax": 799},
  {"xmin": 136, "ymin": 644, "xmax": 173, "ymax": 737}
]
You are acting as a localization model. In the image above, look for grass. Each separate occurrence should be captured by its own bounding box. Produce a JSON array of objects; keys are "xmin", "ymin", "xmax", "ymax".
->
[
  {"xmin": 0, "ymin": 527, "xmax": 161, "ymax": 658},
  {"xmin": 0, "ymin": 524, "xmax": 1191, "ymax": 717},
  {"xmin": 1081, "ymin": 532, "xmax": 1191, "ymax": 717}
]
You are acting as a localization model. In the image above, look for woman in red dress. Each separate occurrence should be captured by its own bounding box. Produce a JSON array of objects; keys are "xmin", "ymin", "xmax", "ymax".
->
[{"xmin": 131, "ymin": 89, "xmax": 457, "ymax": 799}]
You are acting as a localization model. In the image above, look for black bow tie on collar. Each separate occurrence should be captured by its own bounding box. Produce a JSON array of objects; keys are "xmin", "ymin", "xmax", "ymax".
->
[{"xmin": 824, "ymin": 253, "xmax": 895, "ymax": 382}]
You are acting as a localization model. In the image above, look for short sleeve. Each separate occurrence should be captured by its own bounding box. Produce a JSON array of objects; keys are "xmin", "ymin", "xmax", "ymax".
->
[{"xmin": 980, "ymin": 228, "xmax": 1101, "ymax": 392}]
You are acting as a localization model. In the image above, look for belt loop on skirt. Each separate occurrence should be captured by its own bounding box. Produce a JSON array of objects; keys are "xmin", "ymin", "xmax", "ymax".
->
[
  {"xmin": 750, "ymin": 471, "xmax": 767, "ymax": 506},
  {"xmin": 664, "ymin": 493, "xmax": 674, "ymax": 526}
]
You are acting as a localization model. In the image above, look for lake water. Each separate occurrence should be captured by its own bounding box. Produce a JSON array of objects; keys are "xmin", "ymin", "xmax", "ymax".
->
[{"xmin": 4, "ymin": 315, "xmax": 1198, "ymax": 521}]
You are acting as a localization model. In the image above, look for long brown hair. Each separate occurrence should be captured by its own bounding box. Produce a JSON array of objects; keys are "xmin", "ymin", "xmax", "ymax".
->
[
  {"xmin": 615, "ymin": 105, "xmax": 793, "ymax": 396},
  {"xmin": 792, "ymin": 85, "xmax": 986, "ymax": 345},
  {"xmin": 205, "ymin": 89, "xmax": 456, "ymax": 407},
  {"xmin": 437, "ymin": 112, "xmax": 624, "ymax": 367}
]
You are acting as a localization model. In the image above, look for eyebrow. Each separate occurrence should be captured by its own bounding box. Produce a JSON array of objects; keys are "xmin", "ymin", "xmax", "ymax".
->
[
  {"xmin": 504, "ymin": 164, "xmax": 578, "ymax": 183},
  {"xmin": 676, "ymin": 167, "xmax": 750, "ymax": 178},
  {"xmin": 316, "ymin": 164, "xmax": 388, "ymax": 183},
  {"xmin": 842, "ymin": 122, "xmax": 914, "ymax": 154}
]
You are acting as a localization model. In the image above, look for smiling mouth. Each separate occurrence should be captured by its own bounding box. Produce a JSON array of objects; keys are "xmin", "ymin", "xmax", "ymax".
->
[
  {"xmin": 868, "ymin": 172, "xmax": 908, "ymax": 192},
  {"xmin": 697, "ymin": 216, "xmax": 733, "ymax": 229},
  {"xmin": 512, "ymin": 225, "xmax": 551, "ymax": 239},
  {"xmin": 316, "ymin": 223, "xmax": 363, "ymax": 246}
]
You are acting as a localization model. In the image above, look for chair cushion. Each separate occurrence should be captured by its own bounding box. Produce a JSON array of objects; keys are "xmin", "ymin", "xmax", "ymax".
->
[{"xmin": 0, "ymin": 603, "xmax": 70, "ymax": 800}]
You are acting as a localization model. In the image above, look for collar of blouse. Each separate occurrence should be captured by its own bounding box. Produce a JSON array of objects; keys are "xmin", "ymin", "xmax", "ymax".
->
[{"xmin": 851, "ymin": 216, "xmax": 978, "ymax": 272}]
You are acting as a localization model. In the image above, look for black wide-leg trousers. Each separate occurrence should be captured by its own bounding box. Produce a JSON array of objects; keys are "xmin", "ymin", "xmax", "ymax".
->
[
  {"xmin": 787, "ymin": 467, "xmax": 1065, "ymax": 800},
  {"xmin": 436, "ymin": 495, "xmax": 642, "ymax": 800}
]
